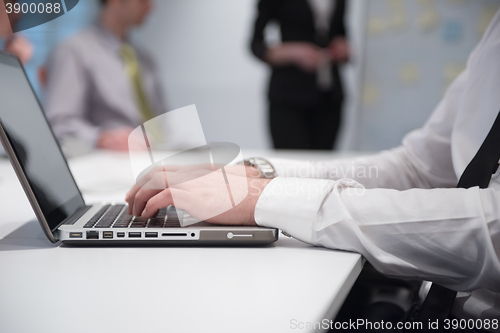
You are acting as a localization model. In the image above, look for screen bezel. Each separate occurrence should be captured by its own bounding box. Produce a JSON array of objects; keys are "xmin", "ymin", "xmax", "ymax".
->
[{"xmin": 0, "ymin": 51, "xmax": 86, "ymax": 243}]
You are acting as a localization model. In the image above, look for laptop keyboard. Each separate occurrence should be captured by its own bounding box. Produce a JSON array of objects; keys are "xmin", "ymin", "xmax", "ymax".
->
[{"xmin": 83, "ymin": 205, "xmax": 181, "ymax": 229}]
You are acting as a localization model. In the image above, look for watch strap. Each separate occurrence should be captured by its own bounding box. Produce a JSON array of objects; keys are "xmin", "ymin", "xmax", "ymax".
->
[{"xmin": 244, "ymin": 157, "xmax": 277, "ymax": 179}]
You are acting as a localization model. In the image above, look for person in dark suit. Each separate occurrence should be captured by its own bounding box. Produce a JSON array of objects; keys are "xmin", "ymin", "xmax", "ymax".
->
[{"xmin": 251, "ymin": 0, "xmax": 349, "ymax": 150}]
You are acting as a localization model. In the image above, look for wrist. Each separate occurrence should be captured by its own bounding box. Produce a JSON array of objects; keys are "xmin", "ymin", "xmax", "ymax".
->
[
  {"xmin": 245, "ymin": 165, "xmax": 261, "ymax": 178},
  {"xmin": 247, "ymin": 177, "xmax": 273, "ymax": 225}
]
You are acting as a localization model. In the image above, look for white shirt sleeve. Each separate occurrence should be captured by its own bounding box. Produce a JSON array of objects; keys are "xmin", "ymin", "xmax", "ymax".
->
[
  {"xmin": 267, "ymin": 145, "xmax": 455, "ymax": 191},
  {"xmin": 255, "ymin": 47, "xmax": 500, "ymax": 293},
  {"xmin": 256, "ymin": 177, "xmax": 500, "ymax": 292}
]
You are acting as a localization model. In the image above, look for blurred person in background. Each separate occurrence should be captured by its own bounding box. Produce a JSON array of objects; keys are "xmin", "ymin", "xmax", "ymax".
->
[
  {"xmin": 0, "ymin": 0, "xmax": 34, "ymax": 64},
  {"xmin": 44, "ymin": 0, "xmax": 167, "ymax": 153},
  {"xmin": 1, "ymin": 0, "xmax": 33, "ymax": 156},
  {"xmin": 251, "ymin": 0, "xmax": 349, "ymax": 150}
]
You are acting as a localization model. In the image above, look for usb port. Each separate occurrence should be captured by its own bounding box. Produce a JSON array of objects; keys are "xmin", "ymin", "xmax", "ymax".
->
[
  {"xmin": 86, "ymin": 231, "xmax": 99, "ymax": 239},
  {"xmin": 128, "ymin": 232, "xmax": 141, "ymax": 238},
  {"xmin": 69, "ymin": 232, "xmax": 82, "ymax": 238},
  {"xmin": 103, "ymin": 231, "xmax": 113, "ymax": 239},
  {"xmin": 145, "ymin": 232, "xmax": 158, "ymax": 238},
  {"xmin": 117, "ymin": 232, "xmax": 125, "ymax": 238}
]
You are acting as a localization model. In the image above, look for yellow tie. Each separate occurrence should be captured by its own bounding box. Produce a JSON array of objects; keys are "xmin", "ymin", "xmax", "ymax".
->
[{"xmin": 120, "ymin": 43, "xmax": 162, "ymax": 142}]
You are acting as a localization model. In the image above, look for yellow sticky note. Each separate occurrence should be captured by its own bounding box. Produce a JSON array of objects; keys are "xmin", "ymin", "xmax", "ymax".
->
[
  {"xmin": 443, "ymin": 62, "xmax": 466, "ymax": 91},
  {"xmin": 418, "ymin": 11, "xmax": 440, "ymax": 32},
  {"xmin": 448, "ymin": 0, "xmax": 466, "ymax": 5},
  {"xmin": 388, "ymin": 0, "xmax": 405, "ymax": 9},
  {"xmin": 362, "ymin": 84, "xmax": 381, "ymax": 107},
  {"xmin": 390, "ymin": 12, "xmax": 408, "ymax": 30},
  {"xmin": 368, "ymin": 17, "xmax": 386, "ymax": 36},
  {"xmin": 477, "ymin": 4, "xmax": 500, "ymax": 37},
  {"xmin": 399, "ymin": 63, "xmax": 421, "ymax": 85}
]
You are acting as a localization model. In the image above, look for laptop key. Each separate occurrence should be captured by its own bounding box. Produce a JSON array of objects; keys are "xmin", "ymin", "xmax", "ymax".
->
[
  {"xmin": 84, "ymin": 204, "xmax": 111, "ymax": 228},
  {"xmin": 148, "ymin": 217, "xmax": 165, "ymax": 228},
  {"xmin": 96, "ymin": 206, "xmax": 128, "ymax": 228},
  {"xmin": 130, "ymin": 225, "xmax": 146, "ymax": 228}
]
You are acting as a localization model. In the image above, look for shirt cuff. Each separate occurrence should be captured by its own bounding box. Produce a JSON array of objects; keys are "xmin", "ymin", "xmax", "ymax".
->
[{"xmin": 254, "ymin": 177, "xmax": 338, "ymax": 244}]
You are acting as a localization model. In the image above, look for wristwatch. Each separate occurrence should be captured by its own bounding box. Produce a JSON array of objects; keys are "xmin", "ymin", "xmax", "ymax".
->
[{"xmin": 244, "ymin": 157, "xmax": 277, "ymax": 179}]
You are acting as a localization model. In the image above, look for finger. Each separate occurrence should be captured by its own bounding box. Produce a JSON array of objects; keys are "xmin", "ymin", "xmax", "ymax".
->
[
  {"xmin": 132, "ymin": 172, "xmax": 168, "ymax": 216},
  {"xmin": 127, "ymin": 167, "xmax": 167, "ymax": 214},
  {"xmin": 126, "ymin": 181, "xmax": 149, "ymax": 205},
  {"xmin": 126, "ymin": 184, "xmax": 142, "ymax": 214},
  {"xmin": 132, "ymin": 187, "xmax": 163, "ymax": 216},
  {"xmin": 142, "ymin": 189, "xmax": 174, "ymax": 218}
]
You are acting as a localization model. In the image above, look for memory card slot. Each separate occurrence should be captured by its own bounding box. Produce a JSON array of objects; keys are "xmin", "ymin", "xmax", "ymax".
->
[{"xmin": 161, "ymin": 233, "xmax": 187, "ymax": 237}]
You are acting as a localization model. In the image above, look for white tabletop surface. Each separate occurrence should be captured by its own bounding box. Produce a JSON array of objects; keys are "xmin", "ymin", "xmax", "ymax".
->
[{"xmin": 0, "ymin": 149, "xmax": 363, "ymax": 333}]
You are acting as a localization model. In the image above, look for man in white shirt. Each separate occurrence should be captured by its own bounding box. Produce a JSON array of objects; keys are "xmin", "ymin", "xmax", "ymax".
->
[{"xmin": 126, "ymin": 9, "xmax": 500, "ymax": 327}]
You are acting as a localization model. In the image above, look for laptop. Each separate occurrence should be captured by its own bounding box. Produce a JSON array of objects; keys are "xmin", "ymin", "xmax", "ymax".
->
[{"xmin": 0, "ymin": 51, "xmax": 278, "ymax": 245}]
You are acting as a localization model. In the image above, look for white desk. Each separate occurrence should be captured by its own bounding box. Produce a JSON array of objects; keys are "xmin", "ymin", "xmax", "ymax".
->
[{"xmin": 0, "ymin": 150, "xmax": 363, "ymax": 333}]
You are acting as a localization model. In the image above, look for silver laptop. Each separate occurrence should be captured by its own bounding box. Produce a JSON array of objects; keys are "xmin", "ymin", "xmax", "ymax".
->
[{"xmin": 0, "ymin": 51, "xmax": 278, "ymax": 246}]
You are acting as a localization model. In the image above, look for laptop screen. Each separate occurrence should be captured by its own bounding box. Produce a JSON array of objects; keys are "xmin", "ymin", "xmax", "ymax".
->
[{"xmin": 0, "ymin": 53, "xmax": 85, "ymax": 232}]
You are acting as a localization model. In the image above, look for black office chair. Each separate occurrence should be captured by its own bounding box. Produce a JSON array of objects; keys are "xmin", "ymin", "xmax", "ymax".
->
[{"xmin": 332, "ymin": 263, "xmax": 421, "ymax": 332}]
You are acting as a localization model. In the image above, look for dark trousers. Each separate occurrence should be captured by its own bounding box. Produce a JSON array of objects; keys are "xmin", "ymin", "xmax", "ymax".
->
[{"xmin": 269, "ymin": 92, "xmax": 342, "ymax": 150}]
